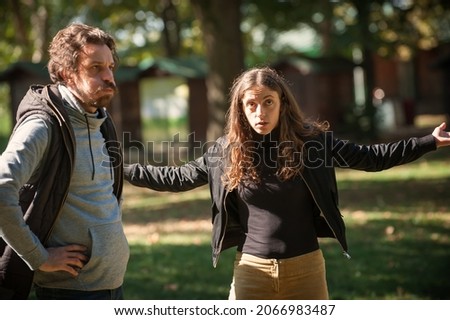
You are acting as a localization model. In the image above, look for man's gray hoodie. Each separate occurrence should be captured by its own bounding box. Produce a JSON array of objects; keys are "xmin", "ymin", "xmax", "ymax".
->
[{"xmin": 0, "ymin": 84, "xmax": 129, "ymax": 293}]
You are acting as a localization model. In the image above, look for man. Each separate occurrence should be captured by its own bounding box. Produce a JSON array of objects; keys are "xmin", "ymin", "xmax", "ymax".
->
[{"xmin": 0, "ymin": 23, "xmax": 128, "ymax": 299}]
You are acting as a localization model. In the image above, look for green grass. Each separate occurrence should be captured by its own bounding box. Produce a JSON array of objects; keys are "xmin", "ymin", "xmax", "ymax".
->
[{"xmin": 121, "ymin": 147, "xmax": 450, "ymax": 300}]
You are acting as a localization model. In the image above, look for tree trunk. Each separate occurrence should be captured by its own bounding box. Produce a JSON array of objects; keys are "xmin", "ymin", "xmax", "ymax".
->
[
  {"xmin": 30, "ymin": 3, "xmax": 49, "ymax": 62},
  {"xmin": 9, "ymin": 0, "xmax": 30, "ymax": 60},
  {"xmin": 354, "ymin": 0, "xmax": 377, "ymax": 139},
  {"xmin": 161, "ymin": 0, "xmax": 180, "ymax": 58},
  {"xmin": 190, "ymin": 0, "xmax": 245, "ymax": 141}
]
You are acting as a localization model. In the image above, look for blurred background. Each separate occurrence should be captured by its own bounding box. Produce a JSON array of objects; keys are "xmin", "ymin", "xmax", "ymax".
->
[
  {"xmin": 1, "ymin": 0, "xmax": 450, "ymax": 157},
  {"xmin": 1, "ymin": 0, "xmax": 449, "ymax": 299}
]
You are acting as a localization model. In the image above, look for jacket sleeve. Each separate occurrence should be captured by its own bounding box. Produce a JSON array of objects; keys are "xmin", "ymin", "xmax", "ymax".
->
[
  {"xmin": 328, "ymin": 133, "xmax": 437, "ymax": 171},
  {"xmin": 124, "ymin": 156, "xmax": 209, "ymax": 192},
  {"xmin": 0, "ymin": 117, "xmax": 50, "ymax": 270}
]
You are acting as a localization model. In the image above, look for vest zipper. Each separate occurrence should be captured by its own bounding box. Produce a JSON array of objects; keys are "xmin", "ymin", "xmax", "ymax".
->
[{"xmin": 43, "ymin": 112, "xmax": 76, "ymax": 244}]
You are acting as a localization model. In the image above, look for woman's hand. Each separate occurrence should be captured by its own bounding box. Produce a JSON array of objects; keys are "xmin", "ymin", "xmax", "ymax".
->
[{"xmin": 432, "ymin": 122, "xmax": 450, "ymax": 148}]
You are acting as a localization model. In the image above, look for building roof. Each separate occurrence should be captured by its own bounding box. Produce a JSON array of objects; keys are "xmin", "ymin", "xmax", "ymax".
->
[
  {"xmin": 272, "ymin": 54, "xmax": 355, "ymax": 74},
  {"xmin": 0, "ymin": 56, "xmax": 208, "ymax": 84},
  {"xmin": 0, "ymin": 61, "xmax": 50, "ymax": 81},
  {"xmin": 138, "ymin": 56, "xmax": 208, "ymax": 78}
]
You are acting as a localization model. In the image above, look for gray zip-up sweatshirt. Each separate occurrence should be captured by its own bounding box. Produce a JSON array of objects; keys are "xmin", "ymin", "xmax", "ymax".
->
[{"xmin": 0, "ymin": 85, "xmax": 129, "ymax": 291}]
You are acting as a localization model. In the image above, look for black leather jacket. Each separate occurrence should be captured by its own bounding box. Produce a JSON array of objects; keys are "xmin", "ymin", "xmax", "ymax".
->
[{"xmin": 124, "ymin": 132, "xmax": 436, "ymax": 267}]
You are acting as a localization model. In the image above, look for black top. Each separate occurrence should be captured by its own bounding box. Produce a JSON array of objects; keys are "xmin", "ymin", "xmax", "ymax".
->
[{"xmin": 236, "ymin": 130, "xmax": 319, "ymax": 259}]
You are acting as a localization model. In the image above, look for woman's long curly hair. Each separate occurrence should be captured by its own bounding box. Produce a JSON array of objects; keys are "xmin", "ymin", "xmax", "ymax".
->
[
  {"xmin": 47, "ymin": 22, "xmax": 118, "ymax": 84},
  {"xmin": 222, "ymin": 66, "xmax": 329, "ymax": 190}
]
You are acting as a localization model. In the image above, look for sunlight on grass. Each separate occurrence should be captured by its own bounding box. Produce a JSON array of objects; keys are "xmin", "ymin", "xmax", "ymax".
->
[
  {"xmin": 336, "ymin": 156, "xmax": 450, "ymax": 181},
  {"xmin": 121, "ymin": 147, "xmax": 450, "ymax": 299},
  {"xmin": 125, "ymin": 218, "xmax": 211, "ymax": 245}
]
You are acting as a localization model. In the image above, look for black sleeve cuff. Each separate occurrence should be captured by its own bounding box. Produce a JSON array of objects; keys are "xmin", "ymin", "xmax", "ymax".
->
[{"xmin": 417, "ymin": 134, "xmax": 437, "ymax": 153}]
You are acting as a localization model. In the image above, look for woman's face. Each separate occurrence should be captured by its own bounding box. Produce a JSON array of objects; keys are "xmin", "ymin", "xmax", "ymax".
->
[{"xmin": 242, "ymin": 85, "xmax": 281, "ymax": 135}]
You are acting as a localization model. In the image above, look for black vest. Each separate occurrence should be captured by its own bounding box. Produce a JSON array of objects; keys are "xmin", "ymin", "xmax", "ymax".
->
[{"xmin": 0, "ymin": 85, "xmax": 123, "ymax": 299}]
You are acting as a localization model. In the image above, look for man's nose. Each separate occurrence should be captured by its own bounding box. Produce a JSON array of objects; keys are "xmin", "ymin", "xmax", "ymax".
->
[{"xmin": 102, "ymin": 68, "xmax": 115, "ymax": 84}]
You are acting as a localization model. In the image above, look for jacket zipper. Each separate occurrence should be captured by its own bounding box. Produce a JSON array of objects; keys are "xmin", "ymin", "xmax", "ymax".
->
[
  {"xmin": 299, "ymin": 171, "xmax": 351, "ymax": 259},
  {"xmin": 214, "ymin": 189, "xmax": 230, "ymax": 268}
]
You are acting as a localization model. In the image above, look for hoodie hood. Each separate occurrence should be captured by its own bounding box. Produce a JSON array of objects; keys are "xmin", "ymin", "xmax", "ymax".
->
[{"xmin": 13, "ymin": 85, "xmax": 72, "ymax": 137}]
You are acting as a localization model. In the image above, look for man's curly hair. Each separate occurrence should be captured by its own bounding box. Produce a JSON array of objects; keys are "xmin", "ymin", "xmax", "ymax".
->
[{"xmin": 47, "ymin": 22, "xmax": 118, "ymax": 84}]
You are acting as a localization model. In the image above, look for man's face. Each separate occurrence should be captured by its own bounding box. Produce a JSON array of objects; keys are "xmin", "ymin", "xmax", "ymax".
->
[{"xmin": 66, "ymin": 43, "xmax": 117, "ymax": 113}]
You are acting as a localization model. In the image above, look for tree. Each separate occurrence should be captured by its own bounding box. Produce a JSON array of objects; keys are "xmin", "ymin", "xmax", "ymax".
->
[
  {"xmin": 1, "ymin": 0, "xmax": 449, "ymax": 140},
  {"xmin": 190, "ymin": 0, "xmax": 245, "ymax": 141},
  {"xmin": 242, "ymin": 0, "xmax": 450, "ymax": 136}
]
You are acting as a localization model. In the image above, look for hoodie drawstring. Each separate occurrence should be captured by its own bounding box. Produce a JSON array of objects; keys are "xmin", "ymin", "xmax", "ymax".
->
[
  {"xmin": 84, "ymin": 114, "xmax": 95, "ymax": 180},
  {"xmin": 109, "ymin": 158, "xmax": 113, "ymax": 180}
]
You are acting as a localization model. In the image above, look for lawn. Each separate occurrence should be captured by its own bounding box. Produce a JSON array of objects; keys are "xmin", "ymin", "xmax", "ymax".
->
[{"xmin": 121, "ymin": 147, "xmax": 450, "ymax": 300}]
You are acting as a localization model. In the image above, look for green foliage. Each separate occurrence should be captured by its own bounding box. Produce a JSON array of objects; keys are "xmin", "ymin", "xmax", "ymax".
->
[
  {"xmin": 0, "ymin": 0, "xmax": 202, "ymax": 69},
  {"xmin": 0, "ymin": 84, "xmax": 11, "ymax": 153},
  {"xmin": 1, "ymin": 1, "xmax": 449, "ymax": 139},
  {"xmin": 338, "ymin": 102, "xmax": 378, "ymax": 141},
  {"xmin": 1, "ymin": 1, "xmax": 449, "ymax": 68},
  {"xmin": 244, "ymin": 0, "xmax": 450, "ymax": 61}
]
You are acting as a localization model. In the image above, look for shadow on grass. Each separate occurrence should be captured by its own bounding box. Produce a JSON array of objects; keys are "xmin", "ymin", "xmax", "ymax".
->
[
  {"xmin": 322, "ymin": 216, "xmax": 450, "ymax": 299},
  {"xmin": 123, "ymin": 197, "xmax": 211, "ymax": 224},
  {"xmin": 338, "ymin": 176, "xmax": 450, "ymax": 214},
  {"xmin": 124, "ymin": 243, "xmax": 235, "ymax": 300},
  {"xmin": 325, "ymin": 174, "xmax": 450, "ymax": 299}
]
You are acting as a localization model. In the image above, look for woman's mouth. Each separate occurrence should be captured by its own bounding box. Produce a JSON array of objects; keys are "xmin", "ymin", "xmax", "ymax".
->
[{"xmin": 255, "ymin": 121, "xmax": 268, "ymax": 127}]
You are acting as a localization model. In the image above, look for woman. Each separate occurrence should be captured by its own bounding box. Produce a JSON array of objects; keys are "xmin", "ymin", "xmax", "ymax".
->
[{"xmin": 124, "ymin": 67, "xmax": 450, "ymax": 299}]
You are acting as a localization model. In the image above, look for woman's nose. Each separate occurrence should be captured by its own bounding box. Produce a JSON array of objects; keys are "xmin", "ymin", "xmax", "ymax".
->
[{"xmin": 255, "ymin": 104, "xmax": 264, "ymax": 116}]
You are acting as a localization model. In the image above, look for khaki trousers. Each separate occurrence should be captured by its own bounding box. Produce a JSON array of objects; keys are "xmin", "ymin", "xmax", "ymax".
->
[{"xmin": 228, "ymin": 249, "xmax": 329, "ymax": 300}]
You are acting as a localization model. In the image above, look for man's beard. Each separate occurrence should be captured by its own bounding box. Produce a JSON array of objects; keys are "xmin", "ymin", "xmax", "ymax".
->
[
  {"xmin": 74, "ymin": 82, "xmax": 118, "ymax": 109},
  {"xmin": 87, "ymin": 94, "xmax": 114, "ymax": 109}
]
